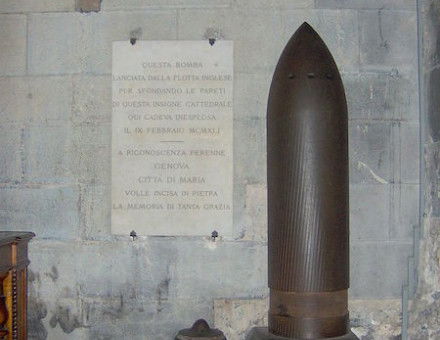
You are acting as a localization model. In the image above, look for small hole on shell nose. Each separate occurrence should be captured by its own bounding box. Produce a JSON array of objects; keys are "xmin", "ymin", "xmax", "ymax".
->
[
  {"xmin": 307, "ymin": 73, "xmax": 315, "ymax": 78},
  {"xmin": 288, "ymin": 73, "xmax": 295, "ymax": 79}
]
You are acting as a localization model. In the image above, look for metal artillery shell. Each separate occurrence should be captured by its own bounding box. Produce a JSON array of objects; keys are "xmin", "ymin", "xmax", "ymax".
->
[{"xmin": 267, "ymin": 23, "xmax": 352, "ymax": 339}]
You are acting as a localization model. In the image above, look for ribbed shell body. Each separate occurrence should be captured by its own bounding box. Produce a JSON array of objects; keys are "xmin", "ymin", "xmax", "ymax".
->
[{"xmin": 267, "ymin": 23, "xmax": 349, "ymax": 295}]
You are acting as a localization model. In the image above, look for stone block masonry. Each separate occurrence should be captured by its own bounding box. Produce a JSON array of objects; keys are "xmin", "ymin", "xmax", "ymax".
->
[{"xmin": 0, "ymin": 1, "xmax": 421, "ymax": 339}]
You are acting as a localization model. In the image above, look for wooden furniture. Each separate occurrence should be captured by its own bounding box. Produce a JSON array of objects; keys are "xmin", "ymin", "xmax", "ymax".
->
[{"xmin": 0, "ymin": 232, "xmax": 34, "ymax": 340}]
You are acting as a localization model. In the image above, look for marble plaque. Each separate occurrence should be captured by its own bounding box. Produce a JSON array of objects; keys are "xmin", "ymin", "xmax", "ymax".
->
[{"xmin": 112, "ymin": 41, "xmax": 233, "ymax": 236}]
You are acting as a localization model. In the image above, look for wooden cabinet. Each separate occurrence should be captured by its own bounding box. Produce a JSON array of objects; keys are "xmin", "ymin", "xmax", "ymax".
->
[{"xmin": 0, "ymin": 232, "xmax": 34, "ymax": 340}]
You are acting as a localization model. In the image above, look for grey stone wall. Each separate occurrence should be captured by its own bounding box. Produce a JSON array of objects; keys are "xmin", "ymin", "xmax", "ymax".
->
[
  {"xmin": 0, "ymin": 0, "xmax": 420, "ymax": 339},
  {"xmin": 409, "ymin": 1, "xmax": 440, "ymax": 339}
]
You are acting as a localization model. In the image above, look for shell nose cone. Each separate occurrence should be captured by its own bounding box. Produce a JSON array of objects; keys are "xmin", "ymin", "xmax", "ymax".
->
[
  {"xmin": 276, "ymin": 22, "xmax": 338, "ymax": 78},
  {"xmin": 297, "ymin": 21, "xmax": 317, "ymax": 34},
  {"xmin": 287, "ymin": 22, "xmax": 326, "ymax": 50}
]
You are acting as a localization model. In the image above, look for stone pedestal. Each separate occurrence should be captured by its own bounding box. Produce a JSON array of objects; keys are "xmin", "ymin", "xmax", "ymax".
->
[{"xmin": 246, "ymin": 328, "xmax": 359, "ymax": 340}]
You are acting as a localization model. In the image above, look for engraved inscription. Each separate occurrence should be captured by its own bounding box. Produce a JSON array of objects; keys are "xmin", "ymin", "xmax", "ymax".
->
[{"xmin": 112, "ymin": 41, "xmax": 233, "ymax": 236}]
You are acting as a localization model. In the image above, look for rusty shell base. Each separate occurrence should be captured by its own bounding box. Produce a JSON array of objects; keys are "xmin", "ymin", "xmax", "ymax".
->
[
  {"xmin": 269, "ymin": 289, "xmax": 349, "ymax": 338},
  {"xmin": 267, "ymin": 22, "xmax": 353, "ymax": 339},
  {"xmin": 246, "ymin": 328, "xmax": 359, "ymax": 340}
]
